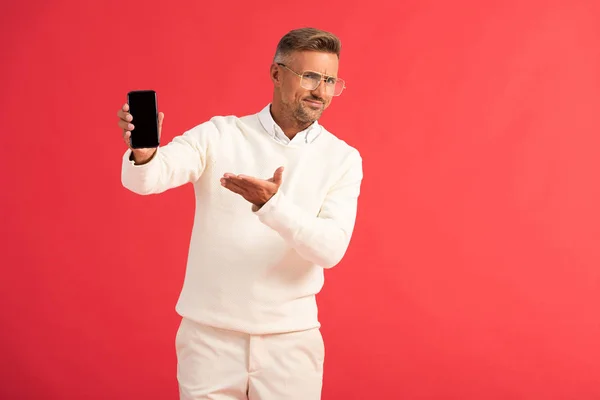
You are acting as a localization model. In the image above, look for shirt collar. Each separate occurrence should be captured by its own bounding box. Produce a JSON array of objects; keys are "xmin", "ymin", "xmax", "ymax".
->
[{"xmin": 258, "ymin": 104, "xmax": 321, "ymax": 145}]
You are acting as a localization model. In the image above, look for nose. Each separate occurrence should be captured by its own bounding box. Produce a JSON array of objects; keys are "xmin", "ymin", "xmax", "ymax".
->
[{"xmin": 312, "ymin": 79, "xmax": 328, "ymax": 98}]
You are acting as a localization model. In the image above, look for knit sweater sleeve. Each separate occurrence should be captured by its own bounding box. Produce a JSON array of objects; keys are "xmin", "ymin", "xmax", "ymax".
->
[
  {"xmin": 121, "ymin": 121, "xmax": 218, "ymax": 195},
  {"xmin": 254, "ymin": 149, "xmax": 363, "ymax": 268}
]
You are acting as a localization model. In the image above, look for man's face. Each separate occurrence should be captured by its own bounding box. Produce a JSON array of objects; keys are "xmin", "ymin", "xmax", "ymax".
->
[{"xmin": 275, "ymin": 51, "xmax": 340, "ymax": 126}]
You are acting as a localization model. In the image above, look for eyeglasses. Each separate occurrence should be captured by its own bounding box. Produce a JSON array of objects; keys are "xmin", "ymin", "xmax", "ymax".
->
[{"xmin": 277, "ymin": 63, "xmax": 346, "ymax": 96}]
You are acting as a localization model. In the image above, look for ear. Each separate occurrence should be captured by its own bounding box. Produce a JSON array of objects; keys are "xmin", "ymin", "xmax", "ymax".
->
[{"xmin": 270, "ymin": 63, "xmax": 281, "ymax": 86}]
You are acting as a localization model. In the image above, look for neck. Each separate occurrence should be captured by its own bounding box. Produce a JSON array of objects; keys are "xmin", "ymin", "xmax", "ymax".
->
[{"xmin": 269, "ymin": 102, "xmax": 312, "ymax": 140}]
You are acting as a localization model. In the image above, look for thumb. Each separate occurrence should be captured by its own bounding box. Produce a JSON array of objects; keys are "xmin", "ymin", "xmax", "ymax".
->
[
  {"xmin": 273, "ymin": 166, "xmax": 284, "ymax": 186},
  {"xmin": 158, "ymin": 112, "xmax": 165, "ymax": 137}
]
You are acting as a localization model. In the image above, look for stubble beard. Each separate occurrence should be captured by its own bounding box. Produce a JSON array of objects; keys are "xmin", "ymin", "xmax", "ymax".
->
[{"xmin": 290, "ymin": 100, "xmax": 323, "ymax": 128}]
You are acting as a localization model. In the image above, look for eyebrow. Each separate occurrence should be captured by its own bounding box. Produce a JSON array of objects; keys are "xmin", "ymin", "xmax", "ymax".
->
[{"xmin": 307, "ymin": 70, "xmax": 337, "ymax": 78}]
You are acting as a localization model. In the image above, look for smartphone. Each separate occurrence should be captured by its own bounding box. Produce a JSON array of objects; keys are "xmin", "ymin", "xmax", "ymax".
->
[{"xmin": 127, "ymin": 90, "xmax": 160, "ymax": 149}]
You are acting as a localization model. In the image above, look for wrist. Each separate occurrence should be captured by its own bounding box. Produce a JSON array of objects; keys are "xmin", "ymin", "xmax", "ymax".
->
[
  {"xmin": 130, "ymin": 149, "xmax": 157, "ymax": 165},
  {"xmin": 252, "ymin": 191, "xmax": 278, "ymax": 213},
  {"xmin": 252, "ymin": 199, "xmax": 268, "ymax": 211}
]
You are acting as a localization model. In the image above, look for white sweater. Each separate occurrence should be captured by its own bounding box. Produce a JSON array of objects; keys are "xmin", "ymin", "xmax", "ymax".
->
[{"xmin": 121, "ymin": 105, "xmax": 363, "ymax": 334}]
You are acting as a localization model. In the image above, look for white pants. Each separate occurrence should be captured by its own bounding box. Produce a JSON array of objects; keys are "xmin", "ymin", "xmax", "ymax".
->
[{"xmin": 175, "ymin": 318, "xmax": 325, "ymax": 400}]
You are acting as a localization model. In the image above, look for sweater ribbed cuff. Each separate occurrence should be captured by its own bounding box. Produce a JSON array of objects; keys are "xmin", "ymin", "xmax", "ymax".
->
[{"xmin": 253, "ymin": 190, "xmax": 301, "ymax": 240}]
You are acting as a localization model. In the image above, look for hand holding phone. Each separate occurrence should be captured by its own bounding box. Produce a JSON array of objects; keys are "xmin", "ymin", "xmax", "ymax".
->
[{"xmin": 117, "ymin": 90, "xmax": 164, "ymax": 164}]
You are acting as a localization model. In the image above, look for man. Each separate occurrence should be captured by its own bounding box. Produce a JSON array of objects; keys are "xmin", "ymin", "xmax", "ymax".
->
[{"xmin": 118, "ymin": 27, "xmax": 363, "ymax": 400}]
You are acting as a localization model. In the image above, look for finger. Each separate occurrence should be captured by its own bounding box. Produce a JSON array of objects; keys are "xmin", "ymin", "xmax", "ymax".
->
[
  {"xmin": 272, "ymin": 166, "xmax": 284, "ymax": 186},
  {"xmin": 221, "ymin": 178, "xmax": 246, "ymax": 194},
  {"xmin": 158, "ymin": 112, "xmax": 164, "ymax": 136},
  {"xmin": 117, "ymin": 109, "xmax": 133, "ymax": 122},
  {"xmin": 222, "ymin": 176, "xmax": 247, "ymax": 188},
  {"xmin": 123, "ymin": 103, "xmax": 129, "ymax": 112},
  {"xmin": 236, "ymin": 174, "xmax": 267, "ymax": 187},
  {"xmin": 124, "ymin": 131, "xmax": 132, "ymax": 148},
  {"xmin": 119, "ymin": 120, "xmax": 135, "ymax": 131},
  {"xmin": 226, "ymin": 174, "xmax": 256, "ymax": 190}
]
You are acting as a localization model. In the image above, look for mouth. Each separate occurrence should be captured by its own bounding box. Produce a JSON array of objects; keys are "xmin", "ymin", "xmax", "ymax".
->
[{"xmin": 303, "ymin": 99, "xmax": 324, "ymax": 109}]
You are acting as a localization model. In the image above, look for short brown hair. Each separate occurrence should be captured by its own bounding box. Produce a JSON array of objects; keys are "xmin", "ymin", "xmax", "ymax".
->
[{"xmin": 274, "ymin": 27, "xmax": 341, "ymax": 63}]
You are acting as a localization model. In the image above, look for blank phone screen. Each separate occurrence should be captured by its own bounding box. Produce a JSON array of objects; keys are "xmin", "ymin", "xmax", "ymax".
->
[{"xmin": 128, "ymin": 90, "xmax": 159, "ymax": 149}]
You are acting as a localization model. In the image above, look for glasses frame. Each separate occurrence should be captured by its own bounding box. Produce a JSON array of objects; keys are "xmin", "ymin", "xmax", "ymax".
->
[{"xmin": 277, "ymin": 63, "xmax": 346, "ymax": 96}]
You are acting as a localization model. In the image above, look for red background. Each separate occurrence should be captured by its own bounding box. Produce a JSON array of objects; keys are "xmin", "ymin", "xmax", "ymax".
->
[{"xmin": 1, "ymin": 1, "xmax": 599, "ymax": 399}]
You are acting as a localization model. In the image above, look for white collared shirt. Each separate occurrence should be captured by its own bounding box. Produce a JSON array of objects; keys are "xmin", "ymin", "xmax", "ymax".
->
[{"xmin": 258, "ymin": 104, "xmax": 322, "ymax": 145}]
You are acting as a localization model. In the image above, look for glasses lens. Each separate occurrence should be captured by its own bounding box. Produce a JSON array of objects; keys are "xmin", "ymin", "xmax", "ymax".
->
[
  {"xmin": 331, "ymin": 78, "xmax": 345, "ymax": 96},
  {"xmin": 301, "ymin": 72, "xmax": 321, "ymax": 90},
  {"xmin": 300, "ymin": 72, "xmax": 346, "ymax": 96}
]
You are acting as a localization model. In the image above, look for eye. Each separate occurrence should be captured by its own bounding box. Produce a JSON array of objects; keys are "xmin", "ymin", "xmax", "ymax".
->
[
  {"xmin": 325, "ymin": 77, "xmax": 337, "ymax": 85},
  {"xmin": 303, "ymin": 72, "xmax": 321, "ymax": 81}
]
